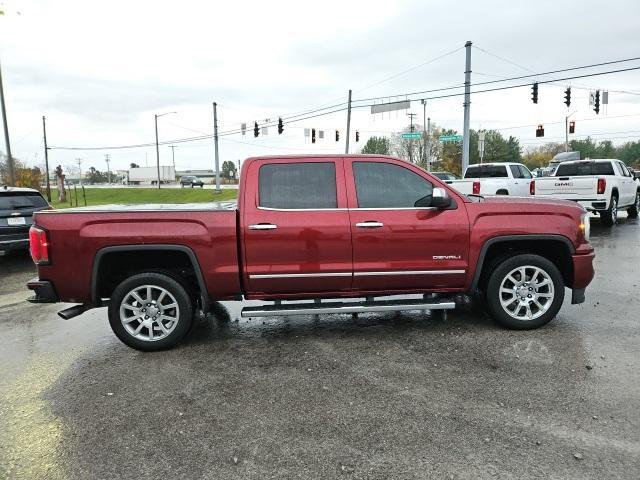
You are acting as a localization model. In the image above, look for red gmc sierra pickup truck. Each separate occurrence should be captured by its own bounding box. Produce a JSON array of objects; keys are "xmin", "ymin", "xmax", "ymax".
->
[{"xmin": 27, "ymin": 155, "xmax": 595, "ymax": 351}]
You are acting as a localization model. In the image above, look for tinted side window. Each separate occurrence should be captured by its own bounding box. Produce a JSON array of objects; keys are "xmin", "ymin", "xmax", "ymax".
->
[
  {"xmin": 464, "ymin": 165, "xmax": 508, "ymax": 178},
  {"xmin": 259, "ymin": 162, "xmax": 337, "ymax": 209},
  {"xmin": 353, "ymin": 162, "xmax": 433, "ymax": 208},
  {"xmin": 509, "ymin": 165, "xmax": 523, "ymax": 178},
  {"xmin": 519, "ymin": 165, "xmax": 533, "ymax": 179}
]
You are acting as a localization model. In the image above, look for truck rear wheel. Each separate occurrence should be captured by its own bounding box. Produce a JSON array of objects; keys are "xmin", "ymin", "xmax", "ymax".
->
[
  {"xmin": 108, "ymin": 272, "xmax": 193, "ymax": 351},
  {"xmin": 486, "ymin": 254, "xmax": 564, "ymax": 330},
  {"xmin": 600, "ymin": 195, "xmax": 618, "ymax": 226}
]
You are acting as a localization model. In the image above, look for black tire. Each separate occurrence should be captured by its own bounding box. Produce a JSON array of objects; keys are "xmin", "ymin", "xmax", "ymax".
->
[
  {"xmin": 485, "ymin": 254, "xmax": 564, "ymax": 330},
  {"xmin": 627, "ymin": 191, "xmax": 639, "ymax": 219},
  {"xmin": 600, "ymin": 194, "xmax": 618, "ymax": 226},
  {"xmin": 191, "ymin": 183, "xmax": 194, "ymax": 188},
  {"xmin": 496, "ymin": 189, "xmax": 509, "ymax": 195},
  {"xmin": 108, "ymin": 272, "xmax": 193, "ymax": 351}
]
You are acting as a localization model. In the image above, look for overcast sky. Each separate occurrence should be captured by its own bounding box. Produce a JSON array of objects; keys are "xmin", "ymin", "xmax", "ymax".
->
[{"xmin": 1, "ymin": 0, "xmax": 640, "ymax": 174}]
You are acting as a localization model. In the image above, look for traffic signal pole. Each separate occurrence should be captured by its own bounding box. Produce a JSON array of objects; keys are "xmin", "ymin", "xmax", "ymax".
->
[
  {"xmin": 462, "ymin": 41, "xmax": 472, "ymax": 173},
  {"xmin": 345, "ymin": 89, "xmax": 352, "ymax": 154},
  {"xmin": 213, "ymin": 102, "xmax": 221, "ymax": 193},
  {"xmin": 0, "ymin": 59, "xmax": 15, "ymax": 186}
]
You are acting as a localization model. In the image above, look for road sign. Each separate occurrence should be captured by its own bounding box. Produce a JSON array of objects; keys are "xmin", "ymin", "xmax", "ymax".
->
[
  {"xmin": 401, "ymin": 132, "xmax": 422, "ymax": 139},
  {"xmin": 439, "ymin": 134, "xmax": 462, "ymax": 142}
]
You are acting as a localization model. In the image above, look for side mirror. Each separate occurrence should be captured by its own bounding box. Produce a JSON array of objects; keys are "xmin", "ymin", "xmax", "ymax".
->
[
  {"xmin": 634, "ymin": 171, "xmax": 640, "ymax": 180},
  {"xmin": 431, "ymin": 187, "xmax": 452, "ymax": 209}
]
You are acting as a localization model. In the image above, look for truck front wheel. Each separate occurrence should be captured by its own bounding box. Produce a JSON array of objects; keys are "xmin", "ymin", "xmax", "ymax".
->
[
  {"xmin": 627, "ymin": 191, "xmax": 639, "ymax": 219},
  {"xmin": 486, "ymin": 254, "xmax": 564, "ymax": 329},
  {"xmin": 108, "ymin": 272, "xmax": 193, "ymax": 351}
]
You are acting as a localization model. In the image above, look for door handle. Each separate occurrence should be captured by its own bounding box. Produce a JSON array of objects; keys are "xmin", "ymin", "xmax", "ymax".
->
[
  {"xmin": 249, "ymin": 223, "xmax": 278, "ymax": 230},
  {"xmin": 355, "ymin": 221, "xmax": 384, "ymax": 228}
]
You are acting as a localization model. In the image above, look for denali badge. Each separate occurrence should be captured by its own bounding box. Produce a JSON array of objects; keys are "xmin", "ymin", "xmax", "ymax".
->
[
  {"xmin": 433, "ymin": 255, "xmax": 461, "ymax": 260},
  {"xmin": 555, "ymin": 182, "xmax": 573, "ymax": 186}
]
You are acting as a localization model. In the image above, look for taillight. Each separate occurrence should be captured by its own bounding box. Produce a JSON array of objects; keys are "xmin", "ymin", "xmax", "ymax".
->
[
  {"xmin": 29, "ymin": 226, "xmax": 50, "ymax": 265},
  {"xmin": 529, "ymin": 180, "xmax": 535, "ymax": 195},
  {"xmin": 472, "ymin": 181, "xmax": 481, "ymax": 195},
  {"xmin": 597, "ymin": 178, "xmax": 606, "ymax": 195}
]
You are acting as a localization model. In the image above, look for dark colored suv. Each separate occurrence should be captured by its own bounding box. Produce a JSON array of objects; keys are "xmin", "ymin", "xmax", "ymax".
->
[
  {"xmin": 179, "ymin": 176, "xmax": 204, "ymax": 188},
  {"xmin": 1, "ymin": 187, "xmax": 50, "ymax": 256}
]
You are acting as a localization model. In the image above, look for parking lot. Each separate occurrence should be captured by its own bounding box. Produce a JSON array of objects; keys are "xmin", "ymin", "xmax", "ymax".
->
[{"xmin": 0, "ymin": 216, "xmax": 638, "ymax": 480}]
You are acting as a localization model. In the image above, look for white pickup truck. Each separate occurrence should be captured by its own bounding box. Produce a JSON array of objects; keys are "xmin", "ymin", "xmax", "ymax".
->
[
  {"xmin": 532, "ymin": 159, "xmax": 640, "ymax": 225},
  {"xmin": 447, "ymin": 162, "xmax": 534, "ymax": 196}
]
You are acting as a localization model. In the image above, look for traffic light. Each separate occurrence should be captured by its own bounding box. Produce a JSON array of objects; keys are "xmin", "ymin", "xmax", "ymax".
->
[
  {"xmin": 535, "ymin": 124, "xmax": 544, "ymax": 137},
  {"xmin": 254, "ymin": 122, "xmax": 259, "ymax": 137},
  {"xmin": 564, "ymin": 87, "xmax": 571, "ymax": 108},
  {"xmin": 355, "ymin": 131, "xmax": 360, "ymax": 142},
  {"xmin": 311, "ymin": 128, "xmax": 316, "ymax": 143},
  {"xmin": 335, "ymin": 130, "xmax": 339, "ymax": 142},
  {"xmin": 531, "ymin": 82, "xmax": 539, "ymax": 104},
  {"xmin": 569, "ymin": 121, "xmax": 575, "ymax": 134},
  {"xmin": 594, "ymin": 90, "xmax": 600, "ymax": 114},
  {"xmin": 277, "ymin": 117, "xmax": 283, "ymax": 135}
]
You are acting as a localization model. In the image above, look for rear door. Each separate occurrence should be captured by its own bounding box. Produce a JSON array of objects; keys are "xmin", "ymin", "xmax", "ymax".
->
[
  {"xmin": 242, "ymin": 158, "xmax": 353, "ymax": 295},
  {"xmin": 615, "ymin": 161, "xmax": 635, "ymax": 205},
  {"xmin": 346, "ymin": 158, "xmax": 469, "ymax": 292}
]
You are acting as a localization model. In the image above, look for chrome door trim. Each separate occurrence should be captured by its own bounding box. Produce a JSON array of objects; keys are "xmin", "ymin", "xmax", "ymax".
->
[
  {"xmin": 355, "ymin": 221, "xmax": 384, "ymax": 228},
  {"xmin": 354, "ymin": 270, "xmax": 466, "ymax": 276},
  {"xmin": 250, "ymin": 272, "xmax": 352, "ymax": 279}
]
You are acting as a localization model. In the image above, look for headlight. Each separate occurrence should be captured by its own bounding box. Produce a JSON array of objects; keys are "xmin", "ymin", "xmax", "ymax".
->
[{"xmin": 579, "ymin": 213, "xmax": 590, "ymax": 242}]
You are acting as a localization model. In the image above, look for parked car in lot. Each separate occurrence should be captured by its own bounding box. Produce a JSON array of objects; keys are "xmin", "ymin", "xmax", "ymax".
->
[
  {"xmin": 180, "ymin": 176, "xmax": 204, "ymax": 188},
  {"xmin": 431, "ymin": 171, "xmax": 459, "ymax": 182},
  {"xmin": 532, "ymin": 159, "xmax": 640, "ymax": 225},
  {"xmin": 0, "ymin": 186, "xmax": 50, "ymax": 257},
  {"xmin": 448, "ymin": 162, "xmax": 534, "ymax": 196},
  {"xmin": 27, "ymin": 155, "xmax": 595, "ymax": 351}
]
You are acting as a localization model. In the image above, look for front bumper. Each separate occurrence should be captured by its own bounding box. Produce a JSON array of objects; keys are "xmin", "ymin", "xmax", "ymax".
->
[
  {"xmin": 26, "ymin": 278, "xmax": 59, "ymax": 303},
  {"xmin": 570, "ymin": 249, "xmax": 596, "ymax": 304}
]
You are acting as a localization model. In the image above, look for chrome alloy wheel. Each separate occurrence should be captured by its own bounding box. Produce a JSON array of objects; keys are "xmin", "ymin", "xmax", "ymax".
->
[
  {"xmin": 611, "ymin": 197, "xmax": 618, "ymax": 223},
  {"xmin": 119, "ymin": 285, "xmax": 180, "ymax": 341},
  {"xmin": 498, "ymin": 265, "xmax": 555, "ymax": 321}
]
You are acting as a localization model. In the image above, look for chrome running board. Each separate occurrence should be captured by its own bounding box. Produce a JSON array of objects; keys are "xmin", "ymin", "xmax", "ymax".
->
[{"xmin": 241, "ymin": 298, "xmax": 456, "ymax": 318}]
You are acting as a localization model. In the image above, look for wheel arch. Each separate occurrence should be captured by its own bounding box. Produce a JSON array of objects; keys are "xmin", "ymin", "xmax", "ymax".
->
[
  {"xmin": 91, "ymin": 244, "xmax": 209, "ymax": 311},
  {"xmin": 471, "ymin": 235, "xmax": 575, "ymax": 292}
]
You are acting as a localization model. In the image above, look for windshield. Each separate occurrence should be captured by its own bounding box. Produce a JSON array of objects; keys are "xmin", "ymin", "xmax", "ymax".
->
[
  {"xmin": 0, "ymin": 192, "xmax": 49, "ymax": 210},
  {"xmin": 464, "ymin": 165, "xmax": 507, "ymax": 178},
  {"xmin": 555, "ymin": 162, "xmax": 615, "ymax": 176}
]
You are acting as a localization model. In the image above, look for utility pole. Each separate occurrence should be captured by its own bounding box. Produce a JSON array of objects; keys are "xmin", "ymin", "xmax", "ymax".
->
[
  {"xmin": 77, "ymin": 158, "xmax": 82, "ymax": 185},
  {"xmin": 421, "ymin": 100, "xmax": 427, "ymax": 166},
  {"xmin": 345, "ymin": 89, "xmax": 352, "ymax": 154},
  {"xmin": 154, "ymin": 111, "xmax": 176, "ymax": 188},
  {"xmin": 105, "ymin": 154, "xmax": 111, "ymax": 184},
  {"xmin": 478, "ymin": 130, "xmax": 486, "ymax": 164},
  {"xmin": 427, "ymin": 118, "xmax": 432, "ymax": 170},
  {"xmin": 0, "ymin": 59, "xmax": 15, "ymax": 186},
  {"xmin": 154, "ymin": 114, "xmax": 161, "ymax": 189},
  {"xmin": 42, "ymin": 116, "xmax": 51, "ymax": 202},
  {"xmin": 407, "ymin": 113, "xmax": 417, "ymax": 132},
  {"xmin": 462, "ymin": 40, "xmax": 472, "ymax": 173},
  {"xmin": 169, "ymin": 145, "xmax": 176, "ymax": 170},
  {"xmin": 213, "ymin": 102, "xmax": 221, "ymax": 193}
]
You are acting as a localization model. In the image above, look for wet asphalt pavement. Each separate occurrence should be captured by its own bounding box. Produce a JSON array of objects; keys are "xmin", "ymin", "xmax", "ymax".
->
[{"xmin": 1, "ymin": 215, "xmax": 639, "ymax": 480}]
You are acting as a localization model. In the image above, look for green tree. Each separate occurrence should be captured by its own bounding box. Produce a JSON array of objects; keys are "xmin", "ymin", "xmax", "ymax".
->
[
  {"xmin": 221, "ymin": 160, "xmax": 237, "ymax": 180},
  {"xmin": 569, "ymin": 137, "xmax": 599, "ymax": 159},
  {"xmin": 130, "ymin": 162, "xmax": 140, "ymax": 168},
  {"xmin": 361, "ymin": 136, "xmax": 391, "ymax": 155},
  {"xmin": 617, "ymin": 141, "xmax": 640, "ymax": 165}
]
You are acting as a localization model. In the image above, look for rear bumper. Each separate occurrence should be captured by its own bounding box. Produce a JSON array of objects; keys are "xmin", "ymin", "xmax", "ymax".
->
[
  {"xmin": 26, "ymin": 278, "xmax": 59, "ymax": 303},
  {"xmin": 571, "ymin": 249, "xmax": 595, "ymax": 304},
  {"xmin": 0, "ymin": 235, "xmax": 30, "ymax": 254}
]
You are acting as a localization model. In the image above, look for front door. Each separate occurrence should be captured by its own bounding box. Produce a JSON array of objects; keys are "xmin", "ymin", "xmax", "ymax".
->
[
  {"xmin": 242, "ymin": 158, "xmax": 353, "ymax": 296},
  {"xmin": 346, "ymin": 158, "xmax": 470, "ymax": 292}
]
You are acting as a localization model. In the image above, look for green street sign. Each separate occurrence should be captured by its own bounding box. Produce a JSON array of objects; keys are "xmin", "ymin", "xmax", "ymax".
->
[
  {"xmin": 439, "ymin": 134, "xmax": 463, "ymax": 142},
  {"xmin": 401, "ymin": 132, "xmax": 422, "ymax": 139}
]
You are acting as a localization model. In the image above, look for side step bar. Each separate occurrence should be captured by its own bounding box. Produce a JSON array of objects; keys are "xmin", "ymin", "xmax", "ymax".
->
[{"xmin": 241, "ymin": 298, "xmax": 456, "ymax": 318}]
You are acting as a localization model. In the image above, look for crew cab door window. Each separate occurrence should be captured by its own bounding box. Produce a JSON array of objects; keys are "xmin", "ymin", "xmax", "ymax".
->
[
  {"xmin": 509, "ymin": 165, "xmax": 524, "ymax": 178},
  {"xmin": 259, "ymin": 162, "xmax": 337, "ymax": 209},
  {"xmin": 518, "ymin": 165, "xmax": 533, "ymax": 179},
  {"xmin": 352, "ymin": 162, "xmax": 433, "ymax": 208}
]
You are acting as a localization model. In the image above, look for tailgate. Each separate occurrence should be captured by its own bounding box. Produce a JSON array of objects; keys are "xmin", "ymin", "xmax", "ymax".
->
[
  {"xmin": 535, "ymin": 176, "xmax": 598, "ymax": 198},
  {"xmin": 447, "ymin": 180, "xmax": 474, "ymax": 195}
]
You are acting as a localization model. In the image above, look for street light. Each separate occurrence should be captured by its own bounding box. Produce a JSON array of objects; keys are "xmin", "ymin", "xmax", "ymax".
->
[{"xmin": 154, "ymin": 111, "xmax": 176, "ymax": 189}]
